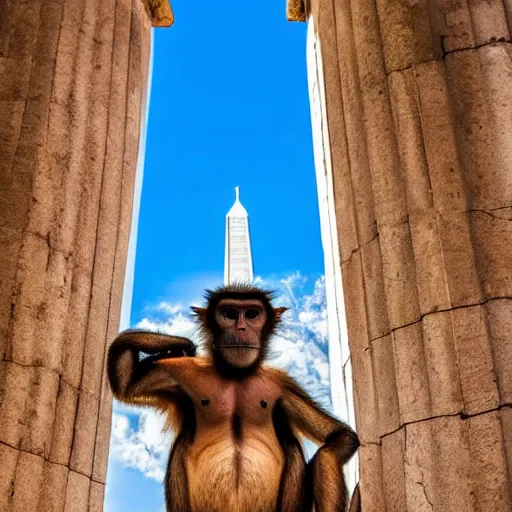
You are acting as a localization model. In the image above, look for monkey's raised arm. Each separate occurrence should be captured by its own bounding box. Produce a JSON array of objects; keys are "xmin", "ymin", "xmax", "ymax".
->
[
  {"xmin": 107, "ymin": 329, "xmax": 196, "ymax": 404},
  {"xmin": 280, "ymin": 375, "xmax": 359, "ymax": 511}
]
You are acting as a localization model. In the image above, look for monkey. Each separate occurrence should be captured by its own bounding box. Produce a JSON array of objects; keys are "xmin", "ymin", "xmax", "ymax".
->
[{"xmin": 108, "ymin": 284, "xmax": 360, "ymax": 512}]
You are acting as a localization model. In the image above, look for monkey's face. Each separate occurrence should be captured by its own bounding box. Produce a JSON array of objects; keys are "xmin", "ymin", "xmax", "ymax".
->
[{"xmin": 214, "ymin": 299, "xmax": 268, "ymax": 369}]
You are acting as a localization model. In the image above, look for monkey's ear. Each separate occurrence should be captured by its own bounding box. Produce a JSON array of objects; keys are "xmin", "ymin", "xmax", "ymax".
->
[
  {"xmin": 190, "ymin": 307, "xmax": 207, "ymax": 323},
  {"xmin": 274, "ymin": 307, "xmax": 289, "ymax": 322}
]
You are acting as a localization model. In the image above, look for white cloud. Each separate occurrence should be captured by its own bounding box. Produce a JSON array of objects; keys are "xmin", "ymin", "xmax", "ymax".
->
[
  {"xmin": 109, "ymin": 409, "xmax": 172, "ymax": 482},
  {"xmin": 110, "ymin": 272, "xmax": 331, "ymax": 481}
]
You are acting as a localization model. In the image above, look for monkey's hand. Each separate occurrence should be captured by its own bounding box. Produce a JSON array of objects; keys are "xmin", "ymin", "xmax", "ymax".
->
[{"xmin": 107, "ymin": 329, "xmax": 196, "ymax": 401}]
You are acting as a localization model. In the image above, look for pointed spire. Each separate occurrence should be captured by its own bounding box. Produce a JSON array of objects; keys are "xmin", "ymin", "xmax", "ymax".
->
[{"xmin": 227, "ymin": 186, "xmax": 248, "ymax": 217}]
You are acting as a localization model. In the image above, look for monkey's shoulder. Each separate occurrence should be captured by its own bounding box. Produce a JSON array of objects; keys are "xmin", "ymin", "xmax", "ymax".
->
[{"xmin": 258, "ymin": 365, "xmax": 291, "ymax": 386}]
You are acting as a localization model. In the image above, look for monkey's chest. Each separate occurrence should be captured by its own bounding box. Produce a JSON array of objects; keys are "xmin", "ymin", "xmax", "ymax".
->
[
  {"xmin": 181, "ymin": 374, "xmax": 284, "ymax": 511},
  {"xmin": 185, "ymin": 426, "xmax": 285, "ymax": 512}
]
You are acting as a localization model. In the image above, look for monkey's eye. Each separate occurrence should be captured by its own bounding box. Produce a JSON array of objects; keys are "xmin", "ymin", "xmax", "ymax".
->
[
  {"xmin": 244, "ymin": 309, "xmax": 260, "ymax": 320},
  {"xmin": 221, "ymin": 307, "xmax": 239, "ymax": 320}
]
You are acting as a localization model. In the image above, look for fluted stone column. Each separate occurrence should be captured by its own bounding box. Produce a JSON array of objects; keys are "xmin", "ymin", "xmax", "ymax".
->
[
  {"xmin": 290, "ymin": 0, "xmax": 512, "ymax": 510},
  {"xmin": 0, "ymin": 0, "xmax": 170, "ymax": 509}
]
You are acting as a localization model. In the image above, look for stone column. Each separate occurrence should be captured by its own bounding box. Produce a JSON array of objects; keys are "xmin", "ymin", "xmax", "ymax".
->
[
  {"xmin": 0, "ymin": 0, "xmax": 168, "ymax": 509},
  {"xmin": 291, "ymin": 0, "xmax": 512, "ymax": 510}
]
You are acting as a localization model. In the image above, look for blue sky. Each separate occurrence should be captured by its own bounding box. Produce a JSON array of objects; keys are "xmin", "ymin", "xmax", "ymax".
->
[
  {"xmin": 105, "ymin": 1, "xmax": 328, "ymax": 510},
  {"xmin": 131, "ymin": 0, "xmax": 323, "ymax": 317}
]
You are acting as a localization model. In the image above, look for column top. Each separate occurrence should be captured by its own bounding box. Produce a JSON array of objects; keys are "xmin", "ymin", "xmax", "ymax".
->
[
  {"xmin": 286, "ymin": 0, "xmax": 307, "ymax": 22},
  {"xmin": 227, "ymin": 186, "xmax": 249, "ymax": 217},
  {"xmin": 148, "ymin": 0, "xmax": 174, "ymax": 27}
]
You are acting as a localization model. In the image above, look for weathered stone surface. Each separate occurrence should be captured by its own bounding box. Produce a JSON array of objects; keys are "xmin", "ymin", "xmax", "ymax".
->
[
  {"xmin": 0, "ymin": 442, "xmax": 18, "ymax": 512},
  {"xmin": 89, "ymin": 482, "xmax": 105, "ymax": 512},
  {"xmin": 379, "ymin": 223, "xmax": 421, "ymax": 330},
  {"xmin": 485, "ymin": 299, "xmax": 512, "ymax": 404},
  {"xmin": 393, "ymin": 323, "xmax": 431, "ymax": 425},
  {"xmin": 0, "ymin": 0, "xmax": 154, "ymax": 509},
  {"xmin": 0, "ymin": 362, "xmax": 59, "ymax": 457},
  {"xmin": 408, "ymin": 209, "xmax": 451, "ymax": 315},
  {"xmin": 501, "ymin": 407, "xmax": 512, "ymax": 493},
  {"xmin": 64, "ymin": 471, "xmax": 90, "ymax": 512},
  {"xmin": 468, "ymin": 411, "xmax": 512, "ymax": 510},
  {"xmin": 381, "ymin": 429, "xmax": 407, "ymax": 512},
  {"xmin": 38, "ymin": 462, "xmax": 68, "ymax": 512},
  {"xmin": 92, "ymin": 377, "xmax": 114, "ymax": 483},
  {"xmin": 358, "ymin": 443, "xmax": 385, "ymax": 512},
  {"xmin": 49, "ymin": 379, "xmax": 79, "ymax": 466},
  {"xmin": 360, "ymin": 239, "xmax": 389, "ymax": 340},
  {"xmin": 422, "ymin": 311, "xmax": 464, "ymax": 416},
  {"xmin": 370, "ymin": 334, "xmax": 400, "ymax": 436},
  {"xmin": 436, "ymin": 211, "xmax": 482, "ymax": 307},
  {"xmin": 451, "ymin": 305, "xmax": 500, "ymax": 415},
  {"xmin": 11, "ymin": 451, "xmax": 45, "ymax": 511},
  {"xmin": 471, "ymin": 208, "xmax": 512, "ymax": 299},
  {"xmin": 308, "ymin": 0, "xmax": 512, "ymax": 507}
]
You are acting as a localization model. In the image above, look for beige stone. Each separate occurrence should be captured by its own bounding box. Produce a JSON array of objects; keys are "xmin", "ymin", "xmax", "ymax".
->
[
  {"xmin": 49, "ymin": 379, "xmax": 79, "ymax": 466},
  {"xmin": 315, "ymin": 0, "xmax": 359, "ymax": 263},
  {"xmin": 70, "ymin": 391, "xmax": 99, "ymax": 477},
  {"xmin": 351, "ymin": 347, "xmax": 379, "ymax": 444},
  {"xmin": 467, "ymin": 1, "xmax": 510, "ymax": 46},
  {"xmin": 88, "ymin": 482, "xmax": 105, "ymax": 512},
  {"xmin": 468, "ymin": 411, "xmax": 512, "ymax": 510},
  {"xmin": 451, "ymin": 305, "xmax": 500, "ymax": 415},
  {"xmin": 38, "ymin": 462, "xmax": 69, "ymax": 512},
  {"xmin": 421, "ymin": 311, "xmax": 464, "ymax": 416},
  {"xmin": 412, "ymin": 61, "xmax": 469, "ymax": 213},
  {"xmin": 340, "ymin": 256, "xmax": 378, "ymax": 443},
  {"xmin": 333, "ymin": 0, "xmax": 378, "ymax": 248},
  {"xmin": 64, "ymin": 471, "xmax": 90, "ymax": 512},
  {"xmin": 436, "ymin": 211, "xmax": 482, "ymax": 308},
  {"xmin": 471, "ymin": 209, "xmax": 512, "ymax": 299},
  {"xmin": 388, "ymin": 69, "xmax": 433, "ymax": 215},
  {"xmin": 341, "ymin": 254, "xmax": 369, "ymax": 353},
  {"xmin": 485, "ymin": 299, "xmax": 512, "ymax": 404},
  {"xmin": 0, "ymin": 362, "xmax": 59, "ymax": 456},
  {"xmin": 446, "ymin": 47, "xmax": 512, "ymax": 211},
  {"xmin": 408, "ymin": 210, "xmax": 451, "ymax": 315},
  {"xmin": 379, "ymin": 222, "xmax": 421, "ymax": 330},
  {"xmin": 360, "ymin": 238, "xmax": 389, "ymax": 340},
  {"xmin": 376, "ymin": 0, "xmax": 436, "ymax": 73},
  {"xmin": 0, "ymin": 361, "xmax": 31, "ymax": 448},
  {"xmin": 422, "ymin": 416, "xmax": 475, "ymax": 511},
  {"xmin": 351, "ymin": 1, "xmax": 408, "ymax": 228},
  {"xmin": 92, "ymin": 377, "xmax": 113, "ymax": 483},
  {"xmin": 0, "ymin": 0, "xmax": 155, "ymax": 508},
  {"xmin": 370, "ymin": 335, "xmax": 400, "ymax": 436},
  {"xmin": 12, "ymin": 451, "xmax": 45, "ymax": 512},
  {"xmin": 381, "ymin": 428, "xmax": 407, "ymax": 512},
  {"xmin": 501, "ymin": 407, "xmax": 512, "ymax": 493},
  {"xmin": 0, "ymin": 442, "xmax": 18, "ymax": 512},
  {"xmin": 18, "ymin": 367, "xmax": 60, "ymax": 458},
  {"xmin": 308, "ymin": 0, "xmax": 512, "ymax": 508},
  {"xmin": 358, "ymin": 444, "xmax": 385, "ymax": 512},
  {"xmin": 392, "ymin": 323, "xmax": 431, "ymax": 425}
]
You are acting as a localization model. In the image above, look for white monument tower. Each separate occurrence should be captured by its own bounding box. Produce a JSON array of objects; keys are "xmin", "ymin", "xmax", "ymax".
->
[{"xmin": 224, "ymin": 187, "xmax": 254, "ymax": 285}]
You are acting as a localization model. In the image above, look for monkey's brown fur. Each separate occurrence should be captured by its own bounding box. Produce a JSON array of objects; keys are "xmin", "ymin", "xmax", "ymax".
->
[{"xmin": 107, "ymin": 284, "xmax": 359, "ymax": 512}]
